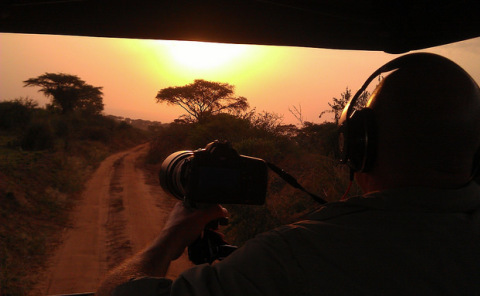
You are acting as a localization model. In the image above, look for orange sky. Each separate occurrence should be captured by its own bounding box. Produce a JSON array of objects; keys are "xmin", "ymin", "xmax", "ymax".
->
[{"xmin": 1, "ymin": 33, "xmax": 479, "ymax": 125}]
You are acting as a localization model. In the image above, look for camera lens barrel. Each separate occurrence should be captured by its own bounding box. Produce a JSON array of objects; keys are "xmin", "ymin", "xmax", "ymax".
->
[{"xmin": 159, "ymin": 151, "xmax": 193, "ymax": 200}]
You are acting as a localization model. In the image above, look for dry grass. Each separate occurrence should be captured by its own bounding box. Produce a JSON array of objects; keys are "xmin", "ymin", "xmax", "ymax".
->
[{"xmin": 0, "ymin": 116, "xmax": 148, "ymax": 295}]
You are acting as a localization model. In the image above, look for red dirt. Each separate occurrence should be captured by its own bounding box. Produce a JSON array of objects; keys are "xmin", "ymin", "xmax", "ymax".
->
[{"xmin": 31, "ymin": 144, "xmax": 193, "ymax": 295}]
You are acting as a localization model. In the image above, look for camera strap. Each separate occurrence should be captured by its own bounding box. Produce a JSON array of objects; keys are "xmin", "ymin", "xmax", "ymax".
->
[{"xmin": 266, "ymin": 162, "xmax": 327, "ymax": 204}]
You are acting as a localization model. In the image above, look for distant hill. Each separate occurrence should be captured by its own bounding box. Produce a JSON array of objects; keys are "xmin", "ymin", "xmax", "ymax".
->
[{"xmin": 106, "ymin": 115, "xmax": 166, "ymax": 131}]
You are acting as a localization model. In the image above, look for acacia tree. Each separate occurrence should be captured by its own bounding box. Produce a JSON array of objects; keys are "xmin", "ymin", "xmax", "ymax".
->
[
  {"xmin": 24, "ymin": 73, "xmax": 104, "ymax": 115},
  {"xmin": 155, "ymin": 79, "xmax": 249, "ymax": 123}
]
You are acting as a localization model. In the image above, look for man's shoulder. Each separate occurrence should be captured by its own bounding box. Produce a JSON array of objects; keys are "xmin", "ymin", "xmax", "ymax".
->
[{"xmin": 265, "ymin": 182, "xmax": 480, "ymax": 243}]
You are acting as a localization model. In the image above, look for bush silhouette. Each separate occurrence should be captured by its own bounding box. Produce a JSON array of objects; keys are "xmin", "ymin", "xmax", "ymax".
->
[
  {"xmin": 80, "ymin": 126, "xmax": 111, "ymax": 142},
  {"xmin": 0, "ymin": 101, "xmax": 33, "ymax": 130},
  {"xmin": 21, "ymin": 121, "xmax": 55, "ymax": 151}
]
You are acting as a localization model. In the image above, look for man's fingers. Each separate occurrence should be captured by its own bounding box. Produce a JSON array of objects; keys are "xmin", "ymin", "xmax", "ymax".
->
[
  {"xmin": 201, "ymin": 204, "xmax": 229, "ymax": 223},
  {"xmin": 169, "ymin": 202, "xmax": 228, "ymax": 227},
  {"xmin": 207, "ymin": 204, "xmax": 228, "ymax": 218}
]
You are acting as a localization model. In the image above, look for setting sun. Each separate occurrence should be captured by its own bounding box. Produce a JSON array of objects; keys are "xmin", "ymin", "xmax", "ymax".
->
[{"xmin": 165, "ymin": 40, "xmax": 248, "ymax": 71}]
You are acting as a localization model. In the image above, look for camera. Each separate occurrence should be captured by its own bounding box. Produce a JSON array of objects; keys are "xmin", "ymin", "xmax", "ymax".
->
[{"xmin": 159, "ymin": 141, "xmax": 268, "ymax": 205}]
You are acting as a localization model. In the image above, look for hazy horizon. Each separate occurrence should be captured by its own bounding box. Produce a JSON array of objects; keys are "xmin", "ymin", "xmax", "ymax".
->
[{"xmin": 1, "ymin": 33, "xmax": 479, "ymax": 125}]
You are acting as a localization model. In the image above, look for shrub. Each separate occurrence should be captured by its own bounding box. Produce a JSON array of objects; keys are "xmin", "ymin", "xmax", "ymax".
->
[
  {"xmin": 21, "ymin": 121, "xmax": 55, "ymax": 151},
  {"xmin": 295, "ymin": 122, "xmax": 338, "ymax": 156},
  {"xmin": 0, "ymin": 101, "xmax": 33, "ymax": 130},
  {"xmin": 146, "ymin": 122, "xmax": 193, "ymax": 164},
  {"xmin": 188, "ymin": 114, "xmax": 252, "ymax": 147},
  {"xmin": 80, "ymin": 126, "xmax": 111, "ymax": 142},
  {"xmin": 148, "ymin": 112, "xmax": 298, "ymax": 164},
  {"xmin": 235, "ymin": 137, "xmax": 282, "ymax": 161},
  {"xmin": 117, "ymin": 121, "xmax": 132, "ymax": 130}
]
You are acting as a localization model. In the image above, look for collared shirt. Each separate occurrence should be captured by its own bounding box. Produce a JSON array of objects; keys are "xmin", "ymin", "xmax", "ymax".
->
[{"xmin": 114, "ymin": 183, "xmax": 480, "ymax": 295}]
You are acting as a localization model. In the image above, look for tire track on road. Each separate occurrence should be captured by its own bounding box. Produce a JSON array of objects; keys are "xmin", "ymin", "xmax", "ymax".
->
[
  {"xmin": 32, "ymin": 144, "xmax": 193, "ymax": 295},
  {"xmin": 105, "ymin": 155, "xmax": 133, "ymax": 270}
]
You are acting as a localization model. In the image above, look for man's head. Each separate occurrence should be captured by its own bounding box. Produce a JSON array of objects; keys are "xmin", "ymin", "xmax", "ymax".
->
[{"xmin": 353, "ymin": 53, "xmax": 480, "ymax": 192}]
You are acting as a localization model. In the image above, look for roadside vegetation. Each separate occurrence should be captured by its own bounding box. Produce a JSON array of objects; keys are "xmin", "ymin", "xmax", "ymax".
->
[
  {"xmin": 149, "ymin": 80, "xmax": 364, "ymax": 246},
  {"xmin": 1, "ymin": 75, "xmax": 362, "ymax": 295},
  {"xmin": 0, "ymin": 74, "xmax": 149, "ymax": 295}
]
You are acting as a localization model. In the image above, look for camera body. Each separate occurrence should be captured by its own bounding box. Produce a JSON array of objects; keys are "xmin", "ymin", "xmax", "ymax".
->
[{"xmin": 159, "ymin": 141, "xmax": 268, "ymax": 205}]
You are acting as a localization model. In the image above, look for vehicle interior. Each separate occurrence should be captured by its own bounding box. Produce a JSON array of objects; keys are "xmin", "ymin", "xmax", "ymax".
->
[
  {"xmin": 2, "ymin": 0, "xmax": 480, "ymax": 53},
  {"xmin": 1, "ymin": 1, "xmax": 479, "ymax": 295}
]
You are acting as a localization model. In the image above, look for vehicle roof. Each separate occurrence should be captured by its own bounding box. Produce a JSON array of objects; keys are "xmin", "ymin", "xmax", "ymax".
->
[{"xmin": 1, "ymin": 0, "xmax": 479, "ymax": 53}]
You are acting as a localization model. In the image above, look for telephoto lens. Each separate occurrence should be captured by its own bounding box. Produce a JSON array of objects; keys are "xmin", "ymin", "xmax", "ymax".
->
[{"xmin": 159, "ymin": 150, "xmax": 194, "ymax": 201}]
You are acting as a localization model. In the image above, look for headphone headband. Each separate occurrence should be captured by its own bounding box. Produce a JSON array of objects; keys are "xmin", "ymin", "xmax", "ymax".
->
[
  {"xmin": 340, "ymin": 53, "xmax": 442, "ymax": 125},
  {"xmin": 338, "ymin": 52, "xmax": 480, "ymax": 187},
  {"xmin": 338, "ymin": 53, "xmax": 462, "ymax": 173}
]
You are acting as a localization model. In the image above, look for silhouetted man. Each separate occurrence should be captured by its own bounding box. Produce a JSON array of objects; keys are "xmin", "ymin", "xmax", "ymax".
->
[{"xmin": 97, "ymin": 53, "xmax": 480, "ymax": 295}]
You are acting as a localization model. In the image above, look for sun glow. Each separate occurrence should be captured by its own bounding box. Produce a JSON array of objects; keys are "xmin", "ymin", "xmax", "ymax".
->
[{"xmin": 165, "ymin": 40, "xmax": 248, "ymax": 71}]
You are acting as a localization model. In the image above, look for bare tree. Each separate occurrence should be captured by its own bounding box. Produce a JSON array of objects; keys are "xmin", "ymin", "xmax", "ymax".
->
[{"xmin": 288, "ymin": 104, "xmax": 304, "ymax": 126}]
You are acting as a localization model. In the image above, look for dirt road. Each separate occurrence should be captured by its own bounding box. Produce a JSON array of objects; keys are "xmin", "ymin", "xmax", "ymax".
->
[{"xmin": 33, "ymin": 143, "xmax": 192, "ymax": 295}]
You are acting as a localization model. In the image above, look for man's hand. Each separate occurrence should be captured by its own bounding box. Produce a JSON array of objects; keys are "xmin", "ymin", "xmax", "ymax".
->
[
  {"xmin": 96, "ymin": 202, "xmax": 228, "ymax": 296},
  {"xmin": 149, "ymin": 202, "xmax": 229, "ymax": 262}
]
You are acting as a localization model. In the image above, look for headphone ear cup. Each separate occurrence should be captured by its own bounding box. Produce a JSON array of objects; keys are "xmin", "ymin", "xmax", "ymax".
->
[{"xmin": 344, "ymin": 108, "xmax": 377, "ymax": 172}]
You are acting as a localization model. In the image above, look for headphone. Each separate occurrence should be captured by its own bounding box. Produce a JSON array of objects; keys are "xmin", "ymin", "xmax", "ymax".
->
[{"xmin": 338, "ymin": 53, "xmax": 480, "ymax": 181}]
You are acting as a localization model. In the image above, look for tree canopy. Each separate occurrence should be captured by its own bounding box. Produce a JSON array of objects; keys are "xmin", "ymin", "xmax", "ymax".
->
[
  {"xmin": 155, "ymin": 79, "xmax": 249, "ymax": 123},
  {"xmin": 24, "ymin": 73, "xmax": 104, "ymax": 115}
]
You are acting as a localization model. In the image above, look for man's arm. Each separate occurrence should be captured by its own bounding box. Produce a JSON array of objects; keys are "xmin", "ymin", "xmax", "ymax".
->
[{"xmin": 96, "ymin": 202, "xmax": 228, "ymax": 296}]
